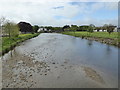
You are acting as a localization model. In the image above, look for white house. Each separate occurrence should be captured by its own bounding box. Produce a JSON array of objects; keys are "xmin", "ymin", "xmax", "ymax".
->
[
  {"xmin": 93, "ymin": 30, "xmax": 97, "ymax": 32},
  {"xmin": 113, "ymin": 27, "xmax": 118, "ymax": 32},
  {"xmin": 94, "ymin": 29, "xmax": 107, "ymax": 32},
  {"xmin": 37, "ymin": 28, "xmax": 48, "ymax": 32},
  {"xmin": 99, "ymin": 30, "xmax": 103, "ymax": 32}
]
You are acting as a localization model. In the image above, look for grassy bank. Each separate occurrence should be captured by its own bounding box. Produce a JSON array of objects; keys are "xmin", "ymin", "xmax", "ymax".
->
[
  {"xmin": 62, "ymin": 31, "xmax": 119, "ymax": 47},
  {"xmin": 1, "ymin": 33, "xmax": 40, "ymax": 55}
]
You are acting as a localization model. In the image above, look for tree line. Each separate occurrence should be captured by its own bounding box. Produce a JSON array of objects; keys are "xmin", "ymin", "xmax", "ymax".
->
[
  {"xmin": 0, "ymin": 17, "xmax": 40, "ymax": 38},
  {"xmin": 37, "ymin": 24, "xmax": 117, "ymax": 35},
  {"xmin": 0, "ymin": 17, "xmax": 117, "ymax": 38},
  {"xmin": 62, "ymin": 24, "xmax": 117, "ymax": 34}
]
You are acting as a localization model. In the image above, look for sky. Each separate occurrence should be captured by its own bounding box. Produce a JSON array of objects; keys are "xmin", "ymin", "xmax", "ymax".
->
[{"xmin": 0, "ymin": 0, "xmax": 119, "ymax": 27}]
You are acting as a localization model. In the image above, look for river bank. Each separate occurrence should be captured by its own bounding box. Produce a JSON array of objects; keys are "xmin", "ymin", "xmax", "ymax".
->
[
  {"xmin": 62, "ymin": 32, "xmax": 119, "ymax": 47},
  {"xmin": 2, "ymin": 33, "xmax": 118, "ymax": 88},
  {"xmin": 0, "ymin": 33, "xmax": 40, "ymax": 56}
]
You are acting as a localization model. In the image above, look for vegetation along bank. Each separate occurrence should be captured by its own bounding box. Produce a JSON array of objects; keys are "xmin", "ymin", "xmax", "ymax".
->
[
  {"xmin": 1, "ymin": 33, "xmax": 40, "ymax": 56},
  {"xmin": 62, "ymin": 32, "xmax": 119, "ymax": 47},
  {"xmin": 0, "ymin": 17, "xmax": 40, "ymax": 56}
]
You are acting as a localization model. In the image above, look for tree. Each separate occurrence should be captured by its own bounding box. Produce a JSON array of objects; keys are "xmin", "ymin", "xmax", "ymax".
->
[
  {"xmin": 45, "ymin": 26, "xmax": 52, "ymax": 30},
  {"xmin": 52, "ymin": 27, "xmax": 62, "ymax": 32},
  {"xmin": 103, "ymin": 24, "xmax": 108, "ymax": 30},
  {"xmin": 87, "ymin": 26, "xmax": 93, "ymax": 33},
  {"xmin": 106, "ymin": 24, "xmax": 116, "ymax": 35},
  {"xmin": 62, "ymin": 25, "xmax": 70, "ymax": 31},
  {"xmin": 87, "ymin": 24, "xmax": 94, "ymax": 33},
  {"xmin": 4, "ymin": 21, "xmax": 19, "ymax": 37},
  {"xmin": 78, "ymin": 25, "xmax": 89, "ymax": 31},
  {"xmin": 0, "ymin": 17, "xmax": 5, "ymax": 50},
  {"xmin": 33, "ymin": 25, "xmax": 39, "ymax": 33},
  {"xmin": 103, "ymin": 24, "xmax": 115, "ymax": 34},
  {"xmin": 0, "ymin": 17, "xmax": 6, "ymax": 36},
  {"xmin": 70, "ymin": 25, "xmax": 78, "ymax": 35},
  {"xmin": 89, "ymin": 24, "xmax": 95, "ymax": 28},
  {"xmin": 0, "ymin": 17, "xmax": 5, "ymax": 29},
  {"xmin": 44, "ymin": 26, "xmax": 53, "ymax": 33},
  {"xmin": 95, "ymin": 27, "xmax": 101, "ymax": 32},
  {"xmin": 18, "ymin": 22, "xmax": 33, "ymax": 33}
]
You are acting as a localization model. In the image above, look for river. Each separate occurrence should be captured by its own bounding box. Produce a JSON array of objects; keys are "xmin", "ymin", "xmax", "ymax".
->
[{"xmin": 1, "ymin": 33, "xmax": 119, "ymax": 88}]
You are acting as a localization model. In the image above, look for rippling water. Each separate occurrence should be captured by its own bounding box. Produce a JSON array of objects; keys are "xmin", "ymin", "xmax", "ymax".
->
[{"xmin": 1, "ymin": 33, "xmax": 119, "ymax": 88}]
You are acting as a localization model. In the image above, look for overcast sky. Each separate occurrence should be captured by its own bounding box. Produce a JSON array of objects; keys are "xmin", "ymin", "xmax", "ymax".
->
[{"xmin": 0, "ymin": 0, "xmax": 119, "ymax": 27}]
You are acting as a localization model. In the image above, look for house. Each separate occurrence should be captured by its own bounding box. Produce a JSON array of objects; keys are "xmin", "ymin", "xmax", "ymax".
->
[
  {"xmin": 37, "ymin": 28, "xmax": 44, "ymax": 32},
  {"xmin": 37, "ymin": 28, "xmax": 48, "ymax": 32},
  {"xmin": 93, "ymin": 30, "xmax": 97, "ymax": 32},
  {"xmin": 99, "ymin": 30, "xmax": 103, "ymax": 32},
  {"xmin": 113, "ymin": 27, "xmax": 118, "ymax": 32}
]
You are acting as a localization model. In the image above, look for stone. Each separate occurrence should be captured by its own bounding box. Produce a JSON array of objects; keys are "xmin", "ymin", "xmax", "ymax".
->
[{"xmin": 52, "ymin": 62, "xmax": 55, "ymax": 64}]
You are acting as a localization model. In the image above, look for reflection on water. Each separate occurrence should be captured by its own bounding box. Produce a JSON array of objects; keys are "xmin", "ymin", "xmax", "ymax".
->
[
  {"xmin": 106, "ymin": 45, "xmax": 111, "ymax": 55},
  {"xmin": 3, "ymin": 33, "xmax": 118, "ymax": 75},
  {"xmin": 1, "ymin": 33, "xmax": 119, "ymax": 88},
  {"xmin": 87, "ymin": 40, "xmax": 93, "ymax": 47}
]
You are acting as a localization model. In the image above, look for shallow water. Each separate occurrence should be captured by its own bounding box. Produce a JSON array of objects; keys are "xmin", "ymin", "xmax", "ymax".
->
[{"xmin": 1, "ymin": 33, "xmax": 119, "ymax": 88}]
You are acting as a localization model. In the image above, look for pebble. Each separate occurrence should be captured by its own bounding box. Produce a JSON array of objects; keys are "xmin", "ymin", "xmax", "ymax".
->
[
  {"xmin": 46, "ymin": 67, "xmax": 50, "ymax": 69},
  {"xmin": 30, "ymin": 68, "xmax": 33, "ymax": 70},
  {"xmin": 55, "ymin": 66, "xmax": 57, "ymax": 68},
  {"xmin": 40, "ymin": 66, "xmax": 43, "ymax": 68},
  {"xmin": 47, "ymin": 69, "xmax": 50, "ymax": 71},
  {"xmin": 64, "ymin": 61, "xmax": 67, "ymax": 64},
  {"xmin": 29, "ymin": 74, "xmax": 32, "ymax": 77},
  {"xmin": 44, "ymin": 70, "xmax": 47, "ymax": 73},
  {"xmin": 52, "ymin": 62, "xmax": 55, "ymax": 64},
  {"xmin": 61, "ymin": 65, "xmax": 64, "ymax": 66}
]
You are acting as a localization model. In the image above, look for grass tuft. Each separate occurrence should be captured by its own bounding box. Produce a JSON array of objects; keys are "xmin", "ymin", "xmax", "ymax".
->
[
  {"xmin": 62, "ymin": 31, "xmax": 119, "ymax": 47},
  {"xmin": 1, "ymin": 33, "xmax": 40, "ymax": 55}
]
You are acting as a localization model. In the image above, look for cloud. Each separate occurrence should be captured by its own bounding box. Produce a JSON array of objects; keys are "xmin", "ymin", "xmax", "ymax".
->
[
  {"xmin": 53, "ymin": 6, "xmax": 64, "ymax": 9},
  {"xmin": 0, "ymin": 0, "xmax": 118, "ymax": 26}
]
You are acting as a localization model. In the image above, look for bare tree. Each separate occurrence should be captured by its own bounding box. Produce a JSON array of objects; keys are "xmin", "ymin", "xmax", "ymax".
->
[
  {"xmin": 0, "ymin": 17, "xmax": 6, "ymax": 36},
  {"xmin": 0, "ymin": 17, "xmax": 6, "ymax": 54},
  {"xmin": 0, "ymin": 17, "xmax": 5, "ymax": 27}
]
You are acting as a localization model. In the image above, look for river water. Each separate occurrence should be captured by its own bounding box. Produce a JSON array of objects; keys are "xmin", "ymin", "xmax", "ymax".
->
[{"xmin": 1, "ymin": 33, "xmax": 119, "ymax": 88}]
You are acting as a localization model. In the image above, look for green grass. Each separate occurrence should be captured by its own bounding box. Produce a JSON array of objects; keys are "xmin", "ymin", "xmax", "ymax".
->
[
  {"xmin": 62, "ymin": 31, "xmax": 119, "ymax": 47},
  {"xmin": 62, "ymin": 31, "xmax": 118, "ymax": 39},
  {"xmin": 1, "ymin": 33, "xmax": 40, "ymax": 55}
]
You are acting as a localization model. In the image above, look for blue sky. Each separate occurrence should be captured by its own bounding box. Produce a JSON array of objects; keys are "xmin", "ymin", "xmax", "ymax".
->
[
  {"xmin": 71, "ymin": 7, "xmax": 118, "ymax": 20},
  {"xmin": 0, "ymin": 0, "xmax": 118, "ymax": 26},
  {"xmin": 53, "ymin": 2, "xmax": 118, "ymax": 26}
]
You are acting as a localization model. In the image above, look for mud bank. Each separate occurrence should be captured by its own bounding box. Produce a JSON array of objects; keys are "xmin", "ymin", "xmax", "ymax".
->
[
  {"xmin": 1, "ymin": 33, "xmax": 118, "ymax": 88},
  {"xmin": 61, "ymin": 32, "xmax": 119, "ymax": 47},
  {"xmin": 82, "ymin": 37, "xmax": 119, "ymax": 47},
  {"xmin": 2, "ymin": 52, "xmax": 107, "ymax": 88}
]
